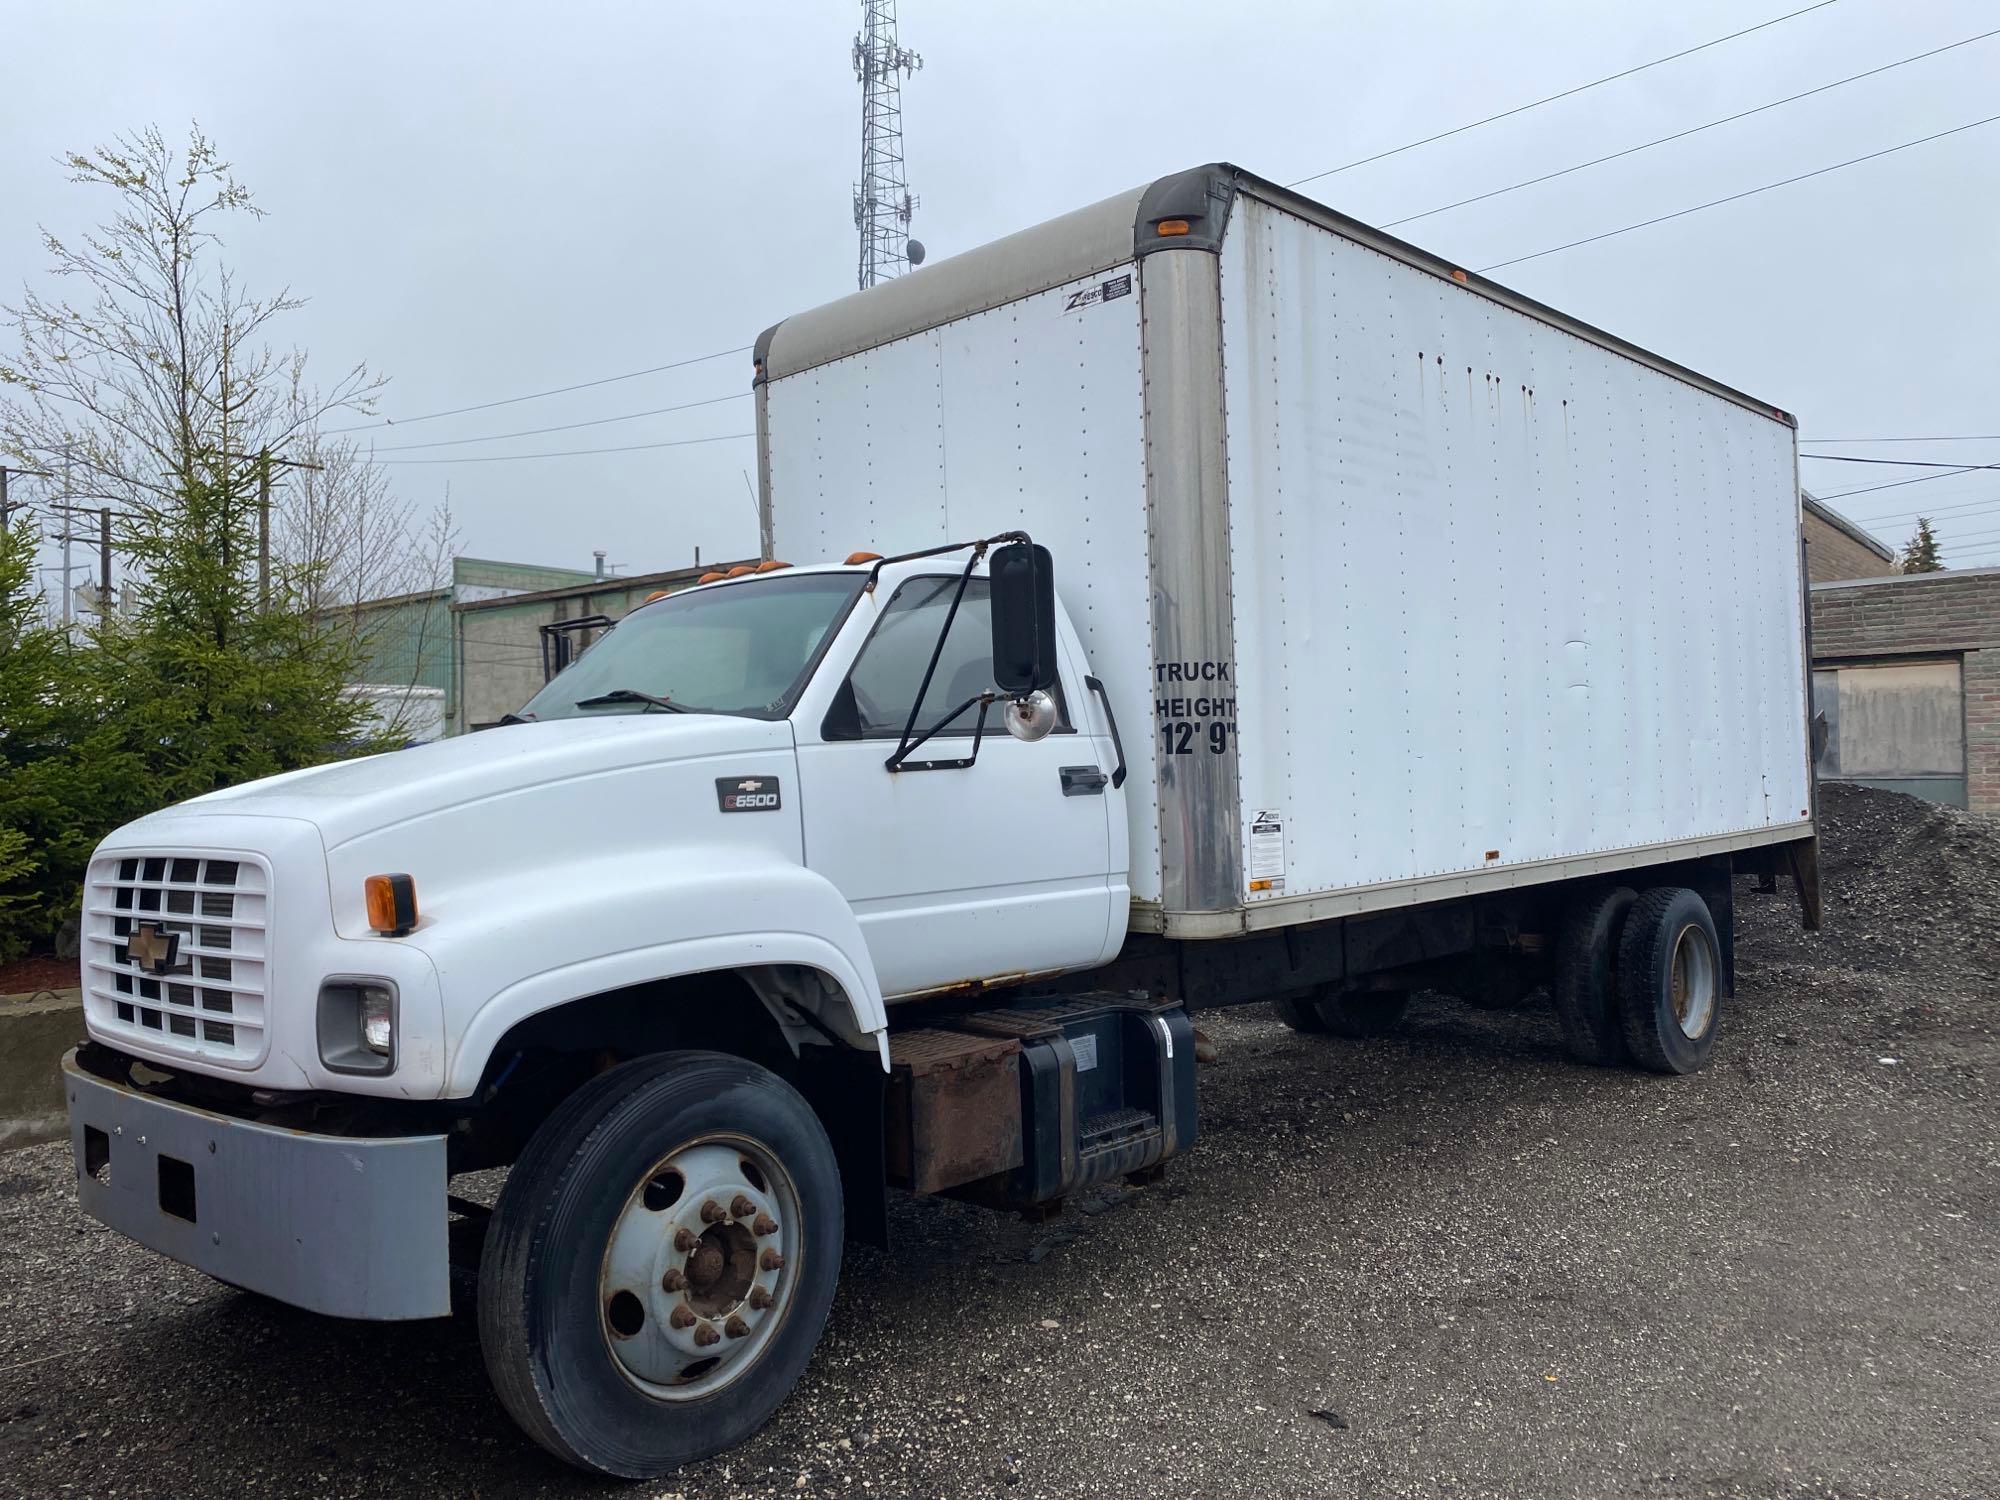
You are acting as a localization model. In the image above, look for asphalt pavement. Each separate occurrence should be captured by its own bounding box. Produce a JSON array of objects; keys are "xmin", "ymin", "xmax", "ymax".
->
[{"xmin": 1, "ymin": 797, "xmax": 1994, "ymax": 1499}]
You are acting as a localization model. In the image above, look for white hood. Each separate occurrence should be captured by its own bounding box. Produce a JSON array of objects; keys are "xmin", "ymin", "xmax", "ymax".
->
[{"xmin": 143, "ymin": 714, "xmax": 796, "ymax": 849}]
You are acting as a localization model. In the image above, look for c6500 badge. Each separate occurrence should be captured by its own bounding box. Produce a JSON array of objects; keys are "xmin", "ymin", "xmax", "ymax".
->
[{"xmin": 716, "ymin": 776, "xmax": 782, "ymax": 812}]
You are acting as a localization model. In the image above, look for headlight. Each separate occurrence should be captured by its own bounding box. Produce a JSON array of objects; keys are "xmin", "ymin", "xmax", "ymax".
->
[{"xmin": 318, "ymin": 978, "xmax": 398, "ymax": 1074}]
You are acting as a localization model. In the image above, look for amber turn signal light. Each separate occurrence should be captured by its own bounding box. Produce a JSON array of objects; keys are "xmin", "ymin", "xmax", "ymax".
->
[{"xmin": 365, "ymin": 874, "xmax": 418, "ymax": 936}]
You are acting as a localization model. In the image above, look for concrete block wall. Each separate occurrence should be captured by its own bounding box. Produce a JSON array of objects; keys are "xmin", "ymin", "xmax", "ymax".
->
[
  {"xmin": 1, "ymin": 989, "xmax": 81, "ymax": 1149},
  {"xmin": 1810, "ymin": 568, "xmax": 2000, "ymax": 813}
]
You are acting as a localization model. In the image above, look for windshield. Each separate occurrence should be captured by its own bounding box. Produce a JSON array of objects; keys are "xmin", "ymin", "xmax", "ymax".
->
[{"xmin": 518, "ymin": 572, "xmax": 862, "ymax": 721}]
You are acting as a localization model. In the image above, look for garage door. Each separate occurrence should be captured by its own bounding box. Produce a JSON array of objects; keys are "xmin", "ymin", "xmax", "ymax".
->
[{"xmin": 1811, "ymin": 658, "xmax": 1966, "ymax": 808}]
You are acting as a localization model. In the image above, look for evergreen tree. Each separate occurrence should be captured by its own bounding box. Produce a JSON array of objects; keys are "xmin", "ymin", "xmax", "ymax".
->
[
  {"xmin": 1900, "ymin": 517, "xmax": 1944, "ymax": 573},
  {"xmin": 0, "ymin": 126, "xmax": 388, "ymax": 955}
]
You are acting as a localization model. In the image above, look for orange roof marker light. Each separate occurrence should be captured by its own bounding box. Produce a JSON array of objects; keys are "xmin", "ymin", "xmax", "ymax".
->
[
  {"xmin": 725, "ymin": 565, "xmax": 756, "ymax": 578},
  {"xmin": 643, "ymin": 589, "xmax": 670, "ymax": 602},
  {"xmin": 844, "ymin": 550, "xmax": 882, "ymax": 565},
  {"xmin": 755, "ymin": 560, "xmax": 791, "ymax": 572},
  {"xmin": 1156, "ymin": 219, "xmax": 1191, "ymax": 237},
  {"xmin": 696, "ymin": 571, "xmax": 727, "ymax": 584}
]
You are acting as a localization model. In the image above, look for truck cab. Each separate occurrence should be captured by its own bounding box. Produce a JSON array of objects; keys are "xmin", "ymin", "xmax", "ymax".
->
[{"xmin": 65, "ymin": 535, "xmax": 1176, "ymax": 1479}]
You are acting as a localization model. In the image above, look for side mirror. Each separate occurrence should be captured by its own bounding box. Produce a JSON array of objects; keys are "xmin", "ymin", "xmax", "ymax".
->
[{"xmin": 988, "ymin": 542, "xmax": 1058, "ymax": 696}]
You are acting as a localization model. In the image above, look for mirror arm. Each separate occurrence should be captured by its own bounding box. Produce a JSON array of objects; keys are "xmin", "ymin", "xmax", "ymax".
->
[
  {"xmin": 887, "ymin": 546, "xmax": 983, "ymax": 765},
  {"xmin": 885, "ymin": 694, "xmax": 994, "ymax": 773}
]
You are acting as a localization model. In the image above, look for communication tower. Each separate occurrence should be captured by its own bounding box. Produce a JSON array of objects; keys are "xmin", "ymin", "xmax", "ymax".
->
[{"xmin": 852, "ymin": 0, "xmax": 924, "ymax": 289}]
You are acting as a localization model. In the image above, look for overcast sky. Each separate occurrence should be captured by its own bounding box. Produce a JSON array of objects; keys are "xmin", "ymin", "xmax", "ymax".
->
[{"xmin": 4, "ymin": 0, "xmax": 1996, "ymax": 588}]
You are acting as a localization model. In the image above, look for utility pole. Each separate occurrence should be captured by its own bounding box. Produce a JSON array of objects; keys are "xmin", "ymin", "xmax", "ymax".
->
[
  {"xmin": 61, "ymin": 447, "xmax": 73, "ymax": 629},
  {"xmin": 50, "ymin": 503, "xmax": 117, "ymax": 618},
  {"xmin": 258, "ymin": 447, "xmax": 272, "ymax": 612},
  {"xmin": 0, "ymin": 464, "xmax": 54, "ymax": 528},
  {"xmin": 852, "ymin": 0, "xmax": 924, "ymax": 289},
  {"xmin": 239, "ymin": 445, "xmax": 324, "ymax": 611}
]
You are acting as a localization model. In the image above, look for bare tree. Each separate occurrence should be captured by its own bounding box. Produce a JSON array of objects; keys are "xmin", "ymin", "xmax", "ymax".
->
[
  {"xmin": 0, "ymin": 124, "xmax": 383, "ymax": 519},
  {"xmin": 275, "ymin": 435, "xmax": 458, "ymax": 612},
  {"xmin": 274, "ymin": 437, "xmax": 462, "ymax": 741}
]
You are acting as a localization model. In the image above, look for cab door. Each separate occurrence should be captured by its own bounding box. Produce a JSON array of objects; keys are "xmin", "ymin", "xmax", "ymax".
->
[{"xmin": 793, "ymin": 573, "xmax": 1120, "ymax": 998}]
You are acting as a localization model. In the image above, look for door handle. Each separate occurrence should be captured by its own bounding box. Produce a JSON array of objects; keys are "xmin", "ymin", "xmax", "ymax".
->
[{"xmin": 1060, "ymin": 765, "xmax": 1108, "ymax": 796}]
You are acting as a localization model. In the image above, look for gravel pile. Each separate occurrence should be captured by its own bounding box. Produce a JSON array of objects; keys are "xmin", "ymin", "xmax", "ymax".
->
[{"xmin": 1741, "ymin": 780, "xmax": 2000, "ymax": 976}]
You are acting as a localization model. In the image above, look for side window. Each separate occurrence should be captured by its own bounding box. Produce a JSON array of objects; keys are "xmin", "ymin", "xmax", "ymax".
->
[{"xmin": 844, "ymin": 578, "xmax": 998, "ymax": 737}]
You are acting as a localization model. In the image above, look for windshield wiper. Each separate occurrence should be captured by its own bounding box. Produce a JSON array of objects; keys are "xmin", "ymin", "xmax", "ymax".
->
[
  {"xmin": 573, "ymin": 688, "xmax": 688, "ymax": 713},
  {"xmin": 499, "ymin": 711, "xmax": 537, "ymax": 725}
]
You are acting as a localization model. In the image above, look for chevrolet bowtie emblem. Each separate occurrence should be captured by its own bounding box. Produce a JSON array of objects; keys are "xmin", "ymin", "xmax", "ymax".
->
[{"xmin": 125, "ymin": 922, "xmax": 181, "ymax": 976}]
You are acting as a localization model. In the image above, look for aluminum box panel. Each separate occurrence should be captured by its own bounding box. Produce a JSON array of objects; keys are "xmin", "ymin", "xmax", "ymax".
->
[{"xmin": 1220, "ymin": 197, "xmax": 1811, "ymax": 904}]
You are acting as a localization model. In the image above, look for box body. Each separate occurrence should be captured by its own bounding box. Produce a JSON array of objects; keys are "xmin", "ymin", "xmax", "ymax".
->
[{"xmin": 758, "ymin": 165, "xmax": 1813, "ymax": 938}]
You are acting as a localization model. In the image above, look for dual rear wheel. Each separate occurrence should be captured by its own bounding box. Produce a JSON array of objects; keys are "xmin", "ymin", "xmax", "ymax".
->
[
  {"xmin": 1274, "ymin": 884, "xmax": 1723, "ymax": 1076},
  {"xmin": 1555, "ymin": 884, "xmax": 1722, "ymax": 1073}
]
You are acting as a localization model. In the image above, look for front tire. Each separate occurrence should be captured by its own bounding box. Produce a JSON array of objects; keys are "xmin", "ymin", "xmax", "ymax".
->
[
  {"xmin": 1617, "ymin": 888, "xmax": 1723, "ymax": 1075},
  {"xmin": 477, "ymin": 1051, "xmax": 842, "ymax": 1478}
]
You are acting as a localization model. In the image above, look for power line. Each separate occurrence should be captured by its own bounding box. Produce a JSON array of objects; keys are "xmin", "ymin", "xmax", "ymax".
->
[
  {"xmin": 364, "ymin": 391, "xmax": 749, "ymax": 454},
  {"xmin": 1286, "ymin": 0, "xmax": 1841, "ymax": 189},
  {"xmin": 1478, "ymin": 113, "xmax": 2000, "ymax": 273},
  {"xmin": 1802, "ymin": 433, "xmax": 2000, "ymax": 444},
  {"xmin": 1820, "ymin": 464, "xmax": 1993, "ymax": 501},
  {"xmin": 324, "ymin": 345, "xmax": 753, "ymax": 436},
  {"xmin": 1384, "ymin": 28, "xmax": 1999, "ymax": 229},
  {"xmin": 1801, "ymin": 453, "xmax": 2000, "ymax": 470},
  {"xmin": 1849, "ymin": 494, "xmax": 2000, "ymax": 526},
  {"xmin": 372, "ymin": 431, "xmax": 756, "ymax": 467}
]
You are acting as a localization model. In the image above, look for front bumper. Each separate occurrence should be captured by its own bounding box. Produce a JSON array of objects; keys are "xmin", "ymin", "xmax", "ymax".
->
[{"xmin": 64, "ymin": 1051, "xmax": 451, "ymax": 1320}]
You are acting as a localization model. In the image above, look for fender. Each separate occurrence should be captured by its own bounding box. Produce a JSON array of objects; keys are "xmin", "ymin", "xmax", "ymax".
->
[{"xmin": 405, "ymin": 849, "xmax": 890, "ymax": 1097}]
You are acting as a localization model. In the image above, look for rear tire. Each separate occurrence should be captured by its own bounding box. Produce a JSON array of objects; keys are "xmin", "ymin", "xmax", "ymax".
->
[
  {"xmin": 1617, "ymin": 888, "xmax": 1723, "ymax": 1075},
  {"xmin": 1272, "ymin": 992, "xmax": 1328, "ymax": 1033},
  {"xmin": 1311, "ymin": 987, "xmax": 1411, "ymax": 1038},
  {"xmin": 477, "ymin": 1051, "xmax": 842, "ymax": 1478},
  {"xmin": 1551, "ymin": 886, "xmax": 1637, "ymax": 1066}
]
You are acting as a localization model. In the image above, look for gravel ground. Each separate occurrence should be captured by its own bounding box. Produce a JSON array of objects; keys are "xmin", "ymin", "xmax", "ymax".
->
[{"xmin": 1, "ymin": 784, "xmax": 1994, "ymax": 1499}]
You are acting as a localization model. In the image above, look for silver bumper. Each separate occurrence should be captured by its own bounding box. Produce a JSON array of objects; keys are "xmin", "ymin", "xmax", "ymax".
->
[{"xmin": 64, "ymin": 1051, "xmax": 451, "ymax": 1320}]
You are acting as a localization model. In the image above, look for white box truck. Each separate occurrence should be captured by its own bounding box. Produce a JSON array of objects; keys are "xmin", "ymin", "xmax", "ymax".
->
[{"xmin": 63, "ymin": 164, "xmax": 1819, "ymax": 1478}]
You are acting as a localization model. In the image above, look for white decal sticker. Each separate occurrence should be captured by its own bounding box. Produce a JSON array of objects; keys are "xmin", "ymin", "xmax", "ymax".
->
[{"xmin": 1249, "ymin": 812, "xmax": 1285, "ymax": 894}]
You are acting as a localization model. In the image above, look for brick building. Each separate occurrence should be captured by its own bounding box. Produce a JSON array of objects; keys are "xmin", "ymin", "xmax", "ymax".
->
[
  {"xmin": 1809, "ymin": 567, "xmax": 2000, "ymax": 813},
  {"xmin": 1802, "ymin": 491, "xmax": 1895, "ymax": 584}
]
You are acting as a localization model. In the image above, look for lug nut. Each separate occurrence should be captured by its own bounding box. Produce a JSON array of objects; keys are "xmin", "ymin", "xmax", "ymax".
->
[
  {"xmin": 693, "ymin": 1321, "xmax": 721, "ymax": 1347},
  {"xmin": 669, "ymin": 1302, "xmax": 696, "ymax": 1330},
  {"xmin": 724, "ymin": 1314, "xmax": 750, "ymax": 1339},
  {"xmin": 759, "ymin": 1247, "xmax": 785, "ymax": 1272},
  {"xmin": 731, "ymin": 1194, "xmax": 757, "ymax": 1220},
  {"xmin": 752, "ymin": 1212, "xmax": 778, "ymax": 1237},
  {"xmin": 661, "ymin": 1268, "xmax": 687, "ymax": 1292},
  {"xmin": 748, "ymin": 1285, "xmax": 774, "ymax": 1311},
  {"xmin": 700, "ymin": 1198, "xmax": 727, "ymax": 1224},
  {"xmin": 674, "ymin": 1227, "xmax": 698, "ymax": 1252}
]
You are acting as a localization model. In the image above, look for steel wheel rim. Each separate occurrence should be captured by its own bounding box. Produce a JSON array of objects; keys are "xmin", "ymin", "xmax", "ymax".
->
[
  {"xmin": 1669, "ymin": 924, "xmax": 1718, "ymax": 1039},
  {"xmin": 598, "ymin": 1132, "xmax": 804, "ymax": 1402}
]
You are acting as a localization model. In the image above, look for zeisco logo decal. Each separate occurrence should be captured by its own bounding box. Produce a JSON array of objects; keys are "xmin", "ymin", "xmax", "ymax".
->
[{"xmin": 716, "ymin": 776, "xmax": 782, "ymax": 812}]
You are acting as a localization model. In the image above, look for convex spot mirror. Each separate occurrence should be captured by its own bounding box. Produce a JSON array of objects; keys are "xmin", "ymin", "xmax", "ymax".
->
[{"xmin": 988, "ymin": 542, "xmax": 1058, "ymax": 697}]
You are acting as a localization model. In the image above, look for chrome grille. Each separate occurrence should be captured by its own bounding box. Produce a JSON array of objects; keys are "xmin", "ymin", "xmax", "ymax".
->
[{"xmin": 83, "ymin": 852, "xmax": 268, "ymax": 1065}]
